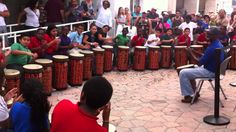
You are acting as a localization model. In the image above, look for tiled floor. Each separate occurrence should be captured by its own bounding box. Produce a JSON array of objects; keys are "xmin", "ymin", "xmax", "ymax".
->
[{"xmin": 48, "ymin": 69, "xmax": 236, "ymax": 132}]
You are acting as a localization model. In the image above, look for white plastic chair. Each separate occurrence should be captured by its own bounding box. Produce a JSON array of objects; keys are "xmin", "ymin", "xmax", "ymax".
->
[{"xmin": 191, "ymin": 56, "xmax": 232, "ymax": 107}]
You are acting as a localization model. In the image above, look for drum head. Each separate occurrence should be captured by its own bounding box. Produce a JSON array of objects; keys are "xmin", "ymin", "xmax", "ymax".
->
[
  {"xmin": 53, "ymin": 55, "xmax": 69, "ymax": 60},
  {"xmin": 69, "ymin": 53, "xmax": 84, "ymax": 57},
  {"xmin": 148, "ymin": 45, "xmax": 160, "ymax": 49},
  {"xmin": 35, "ymin": 59, "xmax": 53, "ymax": 64},
  {"xmin": 23, "ymin": 64, "xmax": 43, "ymax": 70},
  {"xmin": 80, "ymin": 50, "xmax": 94, "ymax": 54},
  {"xmin": 118, "ymin": 46, "xmax": 129, "ymax": 49},
  {"xmin": 161, "ymin": 45, "xmax": 171, "ymax": 48},
  {"xmin": 4, "ymin": 69, "xmax": 20, "ymax": 76},
  {"xmin": 102, "ymin": 45, "xmax": 113, "ymax": 49},
  {"xmin": 175, "ymin": 46, "xmax": 187, "ymax": 48},
  {"xmin": 176, "ymin": 64, "xmax": 194, "ymax": 70},
  {"xmin": 190, "ymin": 45, "xmax": 203, "ymax": 48},
  {"xmin": 230, "ymin": 82, "xmax": 236, "ymax": 87},
  {"xmin": 93, "ymin": 48, "xmax": 105, "ymax": 52},
  {"xmin": 135, "ymin": 46, "xmax": 146, "ymax": 49}
]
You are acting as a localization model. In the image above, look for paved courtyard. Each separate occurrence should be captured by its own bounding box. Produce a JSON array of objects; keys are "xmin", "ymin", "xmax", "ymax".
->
[{"xmin": 48, "ymin": 69, "xmax": 236, "ymax": 132}]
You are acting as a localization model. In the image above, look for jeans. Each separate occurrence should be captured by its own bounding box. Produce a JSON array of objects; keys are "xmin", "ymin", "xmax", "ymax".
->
[
  {"xmin": 179, "ymin": 66, "xmax": 215, "ymax": 96},
  {"xmin": 0, "ymin": 26, "xmax": 8, "ymax": 47}
]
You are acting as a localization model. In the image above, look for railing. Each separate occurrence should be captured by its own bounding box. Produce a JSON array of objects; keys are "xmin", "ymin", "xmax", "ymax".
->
[{"xmin": 1, "ymin": 20, "xmax": 105, "ymax": 50}]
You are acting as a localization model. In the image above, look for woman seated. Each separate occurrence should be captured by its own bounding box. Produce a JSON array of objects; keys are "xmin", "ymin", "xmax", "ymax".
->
[
  {"xmin": 83, "ymin": 24, "xmax": 100, "ymax": 49},
  {"xmin": 97, "ymin": 25, "xmax": 113, "ymax": 46},
  {"xmin": 57, "ymin": 26, "xmax": 74, "ymax": 55},
  {"xmin": 9, "ymin": 79, "xmax": 50, "ymax": 132},
  {"xmin": 43, "ymin": 24, "xmax": 61, "ymax": 59}
]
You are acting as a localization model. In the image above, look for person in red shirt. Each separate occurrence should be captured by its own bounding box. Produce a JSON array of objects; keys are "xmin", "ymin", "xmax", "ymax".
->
[
  {"xmin": 51, "ymin": 76, "xmax": 113, "ymax": 132},
  {"xmin": 28, "ymin": 28, "xmax": 48, "ymax": 58},
  {"xmin": 177, "ymin": 28, "xmax": 191, "ymax": 47},
  {"xmin": 43, "ymin": 24, "xmax": 61, "ymax": 59},
  {"xmin": 197, "ymin": 30, "xmax": 209, "ymax": 50},
  {"xmin": 131, "ymin": 29, "xmax": 146, "ymax": 47}
]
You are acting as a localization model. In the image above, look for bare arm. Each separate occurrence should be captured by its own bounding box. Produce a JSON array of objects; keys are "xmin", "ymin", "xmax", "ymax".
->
[
  {"xmin": 0, "ymin": 10, "xmax": 9, "ymax": 17},
  {"xmin": 17, "ymin": 10, "xmax": 26, "ymax": 24}
]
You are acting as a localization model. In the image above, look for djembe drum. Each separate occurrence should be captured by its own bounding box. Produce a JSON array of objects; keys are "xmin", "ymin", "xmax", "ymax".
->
[
  {"xmin": 229, "ymin": 45, "xmax": 236, "ymax": 70},
  {"xmin": 80, "ymin": 50, "xmax": 94, "ymax": 80},
  {"xmin": 176, "ymin": 64, "xmax": 196, "ymax": 90},
  {"xmin": 68, "ymin": 53, "xmax": 84, "ymax": 86},
  {"xmin": 23, "ymin": 64, "xmax": 43, "ymax": 82},
  {"xmin": 190, "ymin": 45, "xmax": 204, "ymax": 64},
  {"xmin": 117, "ymin": 46, "xmax": 129, "ymax": 71},
  {"xmin": 102, "ymin": 45, "xmax": 113, "ymax": 72},
  {"xmin": 93, "ymin": 48, "xmax": 105, "ymax": 75},
  {"xmin": 35, "ymin": 59, "xmax": 53, "ymax": 95},
  {"xmin": 161, "ymin": 45, "xmax": 172, "ymax": 68},
  {"xmin": 174, "ymin": 46, "xmax": 188, "ymax": 68},
  {"xmin": 133, "ymin": 46, "xmax": 146, "ymax": 71},
  {"xmin": 148, "ymin": 46, "xmax": 160, "ymax": 70},
  {"xmin": 4, "ymin": 69, "xmax": 20, "ymax": 95},
  {"xmin": 52, "ymin": 55, "xmax": 69, "ymax": 90}
]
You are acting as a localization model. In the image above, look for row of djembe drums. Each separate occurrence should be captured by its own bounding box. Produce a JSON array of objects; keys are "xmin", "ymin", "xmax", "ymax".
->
[{"xmin": 4, "ymin": 45, "xmax": 236, "ymax": 96}]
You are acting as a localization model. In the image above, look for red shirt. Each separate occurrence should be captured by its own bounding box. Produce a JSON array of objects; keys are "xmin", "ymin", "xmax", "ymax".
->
[
  {"xmin": 28, "ymin": 36, "xmax": 43, "ymax": 57},
  {"xmin": 131, "ymin": 35, "xmax": 145, "ymax": 47},
  {"xmin": 177, "ymin": 34, "xmax": 191, "ymax": 47},
  {"xmin": 0, "ymin": 51, "xmax": 4, "ymax": 64},
  {"xmin": 43, "ymin": 34, "xmax": 57, "ymax": 54},
  {"xmin": 197, "ymin": 33, "xmax": 207, "ymax": 42},
  {"xmin": 51, "ymin": 99, "xmax": 107, "ymax": 132},
  {"xmin": 233, "ymin": 35, "xmax": 236, "ymax": 40}
]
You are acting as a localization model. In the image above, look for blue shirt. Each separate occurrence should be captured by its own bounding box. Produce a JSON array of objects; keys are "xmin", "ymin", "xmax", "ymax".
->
[
  {"xmin": 68, "ymin": 31, "xmax": 83, "ymax": 44},
  {"xmin": 10, "ymin": 102, "xmax": 49, "ymax": 132},
  {"xmin": 199, "ymin": 39, "xmax": 224, "ymax": 73}
]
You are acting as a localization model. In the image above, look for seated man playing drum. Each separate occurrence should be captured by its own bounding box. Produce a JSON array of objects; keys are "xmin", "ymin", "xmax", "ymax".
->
[{"xmin": 179, "ymin": 27, "xmax": 224, "ymax": 103}]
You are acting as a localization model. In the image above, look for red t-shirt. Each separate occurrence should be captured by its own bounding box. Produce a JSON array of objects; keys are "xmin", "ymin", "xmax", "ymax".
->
[
  {"xmin": 131, "ymin": 35, "xmax": 145, "ymax": 47},
  {"xmin": 232, "ymin": 35, "xmax": 236, "ymax": 41},
  {"xmin": 28, "ymin": 36, "xmax": 43, "ymax": 57},
  {"xmin": 51, "ymin": 99, "xmax": 107, "ymax": 132},
  {"xmin": 177, "ymin": 34, "xmax": 191, "ymax": 47},
  {"xmin": 197, "ymin": 33, "xmax": 207, "ymax": 42},
  {"xmin": 0, "ymin": 51, "xmax": 4, "ymax": 64},
  {"xmin": 43, "ymin": 34, "xmax": 57, "ymax": 54}
]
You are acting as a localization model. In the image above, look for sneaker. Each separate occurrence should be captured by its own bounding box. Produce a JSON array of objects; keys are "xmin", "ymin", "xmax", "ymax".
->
[{"xmin": 181, "ymin": 95, "xmax": 198, "ymax": 103}]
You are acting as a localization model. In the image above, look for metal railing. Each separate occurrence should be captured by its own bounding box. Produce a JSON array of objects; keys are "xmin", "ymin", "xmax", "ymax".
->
[{"xmin": 1, "ymin": 20, "xmax": 105, "ymax": 50}]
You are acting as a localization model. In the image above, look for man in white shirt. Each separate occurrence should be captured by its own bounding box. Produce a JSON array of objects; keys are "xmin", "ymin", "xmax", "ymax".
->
[
  {"xmin": 0, "ymin": 0, "xmax": 9, "ymax": 46},
  {"xmin": 96, "ymin": 0, "xmax": 112, "ymax": 29},
  {"xmin": 178, "ymin": 15, "xmax": 197, "ymax": 42}
]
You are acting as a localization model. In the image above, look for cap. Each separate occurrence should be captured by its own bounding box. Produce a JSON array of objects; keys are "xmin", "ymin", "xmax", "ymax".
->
[{"xmin": 163, "ymin": 11, "xmax": 169, "ymax": 15}]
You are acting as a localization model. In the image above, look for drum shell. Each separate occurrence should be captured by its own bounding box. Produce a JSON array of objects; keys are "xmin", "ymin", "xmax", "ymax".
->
[
  {"xmin": 53, "ymin": 57, "xmax": 68, "ymax": 90},
  {"xmin": 190, "ymin": 45, "xmax": 204, "ymax": 64},
  {"xmin": 93, "ymin": 49, "xmax": 105, "ymax": 75},
  {"xmin": 4, "ymin": 70, "xmax": 20, "ymax": 96},
  {"xmin": 23, "ymin": 65, "xmax": 43, "ymax": 83},
  {"xmin": 229, "ymin": 46, "xmax": 236, "ymax": 70},
  {"xmin": 117, "ymin": 46, "xmax": 129, "ymax": 71},
  {"xmin": 35, "ymin": 59, "xmax": 53, "ymax": 96},
  {"xmin": 133, "ymin": 47, "xmax": 146, "ymax": 71},
  {"xmin": 174, "ymin": 46, "xmax": 188, "ymax": 68},
  {"xmin": 68, "ymin": 55, "xmax": 84, "ymax": 86},
  {"xmin": 102, "ymin": 46, "xmax": 113, "ymax": 72},
  {"xmin": 161, "ymin": 46, "xmax": 172, "ymax": 68},
  {"xmin": 80, "ymin": 51, "xmax": 94, "ymax": 80},
  {"xmin": 148, "ymin": 46, "xmax": 160, "ymax": 70}
]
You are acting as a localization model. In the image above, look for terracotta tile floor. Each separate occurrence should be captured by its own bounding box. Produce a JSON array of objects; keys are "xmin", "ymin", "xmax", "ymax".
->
[{"xmin": 48, "ymin": 69, "xmax": 236, "ymax": 132}]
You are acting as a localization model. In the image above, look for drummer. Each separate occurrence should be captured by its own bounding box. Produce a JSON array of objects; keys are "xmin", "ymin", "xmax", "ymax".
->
[
  {"xmin": 176, "ymin": 28, "xmax": 191, "ymax": 47},
  {"xmin": 97, "ymin": 25, "xmax": 113, "ymax": 46},
  {"xmin": 179, "ymin": 27, "xmax": 224, "ymax": 103},
  {"xmin": 7, "ymin": 33, "xmax": 38, "ymax": 75},
  {"xmin": 144, "ymin": 28, "xmax": 162, "ymax": 47}
]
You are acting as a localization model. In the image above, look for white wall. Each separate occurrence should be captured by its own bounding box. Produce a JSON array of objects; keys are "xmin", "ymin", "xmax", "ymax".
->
[
  {"xmin": 141, "ymin": 0, "xmax": 168, "ymax": 14},
  {"xmin": 184, "ymin": 0, "xmax": 199, "ymax": 14}
]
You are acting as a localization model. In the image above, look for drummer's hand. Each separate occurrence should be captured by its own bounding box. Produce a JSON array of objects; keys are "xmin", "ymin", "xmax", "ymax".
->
[
  {"xmin": 32, "ymin": 53, "xmax": 38, "ymax": 59},
  {"xmin": 13, "ymin": 94, "xmax": 24, "ymax": 103},
  {"xmin": 4, "ymin": 88, "xmax": 18, "ymax": 102},
  {"xmin": 102, "ymin": 102, "xmax": 111, "ymax": 122},
  {"xmin": 84, "ymin": 44, "xmax": 90, "ymax": 49},
  {"xmin": 4, "ymin": 49, "xmax": 11, "ymax": 57},
  {"xmin": 93, "ymin": 42, "xmax": 99, "ymax": 47}
]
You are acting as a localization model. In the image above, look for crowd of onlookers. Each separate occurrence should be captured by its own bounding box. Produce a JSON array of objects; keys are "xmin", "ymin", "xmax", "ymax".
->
[{"xmin": 1, "ymin": 0, "xmax": 236, "ymax": 131}]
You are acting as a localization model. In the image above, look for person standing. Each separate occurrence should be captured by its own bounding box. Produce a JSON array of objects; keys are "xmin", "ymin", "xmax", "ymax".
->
[
  {"xmin": 0, "ymin": 0, "xmax": 10, "ymax": 46},
  {"xmin": 96, "ymin": 0, "xmax": 112, "ymax": 29},
  {"xmin": 45, "ymin": 0, "xmax": 65, "ymax": 25},
  {"xmin": 178, "ymin": 15, "xmax": 197, "ymax": 42}
]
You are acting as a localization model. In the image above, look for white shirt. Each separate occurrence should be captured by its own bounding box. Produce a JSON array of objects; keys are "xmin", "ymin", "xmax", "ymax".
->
[
  {"xmin": 178, "ymin": 22, "xmax": 197, "ymax": 41},
  {"xmin": 144, "ymin": 34, "xmax": 160, "ymax": 46},
  {"xmin": 24, "ymin": 7, "xmax": 40, "ymax": 27},
  {"xmin": 0, "ymin": 96, "xmax": 8, "ymax": 122},
  {"xmin": 0, "ymin": 3, "xmax": 8, "ymax": 26},
  {"xmin": 96, "ymin": 7, "xmax": 112, "ymax": 28}
]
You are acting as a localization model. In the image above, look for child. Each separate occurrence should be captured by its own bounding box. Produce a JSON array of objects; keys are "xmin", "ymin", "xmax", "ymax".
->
[
  {"xmin": 144, "ymin": 28, "xmax": 162, "ymax": 47},
  {"xmin": 58, "ymin": 26, "xmax": 73, "ymax": 55},
  {"xmin": 177, "ymin": 28, "xmax": 191, "ymax": 47},
  {"xmin": 160, "ymin": 28, "xmax": 174, "ymax": 46}
]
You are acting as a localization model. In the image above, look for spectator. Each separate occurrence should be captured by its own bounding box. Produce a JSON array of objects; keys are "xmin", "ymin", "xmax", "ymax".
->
[
  {"xmin": 178, "ymin": 15, "xmax": 197, "ymax": 42},
  {"xmin": 96, "ymin": 1, "xmax": 112, "ymax": 29},
  {"xmin": 45, "ymin": 0, "xmax": 65, "ymax": 25},
  {"xmin": 215, "ymin": 9, "xmax": 229, "ymax": 27},
  {"xmin": 115, "ymin": 7, "xmax": 127, "ymax": 36},
  {"xmin": 227, "ymin": 11, "xmax": 236, "ymax": 33},
  {"xmin": 57, "ymin": 26, "xmax": 73, "ymax": 55},
  {"xmin": 147, "ymin": 8, "xmax": 159, "ymax": 30},
  {"xmin": 17, "ymin": 0, "xmax": 40, "ymax": 29},
  {"xmin": 131, "ymin": 5, "xmax": 142, "ymax": 26},
  {"xmin": 28, "ymin": 28, "xmax": 47, "ymax": 58},
  {"xmin": 38, "ymin": 2, "xmax": 47, "ymax": 27},
  {"xmin": 83, "ymin": 24, "xmax": 100, "ymax": 49},
  {"xmin": 51, "ymin": 76, "xmax": 113, "ymax": 132},
  {"xmin": 0, "ymin": 0, "xmax": 10, "ymax": 46},
  {"xmin": 124, "ymin": 7, "xmax": 131, "ymax": 26},
  {"xmin": 172, "ymin": 10, "xmax": 184, "ymax": 28},
  {"xmin": 43, "ymin": 25, "xmax": 61, "ymax": 59},
  {"xmin": 68, "ymin": 24, "xmax": 88, "ymax": 49},
  {"xmin": 65, "ymin": 0, "xmax": 83, "ymax": 22},
  {"xmin": 81, "ymin": 0, "xmax": 95, "ymax": 20},
  {"xmin": 10, "ymin": 79, "xmax": 50, "ymax": 132},
  {"xmin": 135, "ymin": 12, "xmax": 151, "ymax": 39}
]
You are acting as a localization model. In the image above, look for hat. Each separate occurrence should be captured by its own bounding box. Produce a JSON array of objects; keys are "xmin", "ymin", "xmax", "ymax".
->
[
  {"xmin": 196, "ymin": 12, "xmax": 202, "ymax": 16},
  {"xmin": 207, "ymin": 27, "xmax": 221, "ymax": 36}
]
